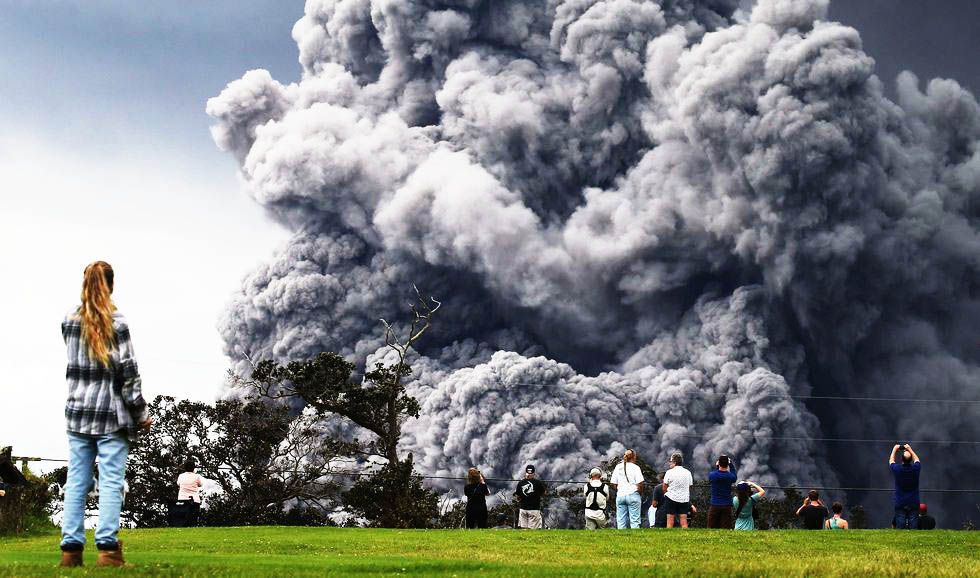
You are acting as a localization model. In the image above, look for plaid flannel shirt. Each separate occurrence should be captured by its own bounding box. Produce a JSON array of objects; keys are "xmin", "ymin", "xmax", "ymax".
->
[{"xmin": 62, "ymin": 310, "xmax": 147, "ymax": 440}]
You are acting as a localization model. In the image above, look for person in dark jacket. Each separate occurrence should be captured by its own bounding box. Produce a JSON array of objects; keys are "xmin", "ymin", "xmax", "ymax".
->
[
  {"xmin": 917, "ymin": 503, "xmax": 936, "ymax": 530},
  {"xmin": 463, "ymin": 468, "xmax": 490, "ymax": 528}
]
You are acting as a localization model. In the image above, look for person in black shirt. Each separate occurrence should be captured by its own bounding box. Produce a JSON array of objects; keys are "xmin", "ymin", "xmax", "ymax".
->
[
  {"xmin": 514, "ymin": 465, "xmax": 546, "ymax": 528},
  {"xmin": 650, "ymin": 473, "xmax": 667, "ymax": 528},
  {"xmin": 796, "ymin": 490, "xmax": 828, "ymax": 530},
  {"xmin": 463, "ymin": 467, "xmax": 490, "ymax": 529},
  {"xmin": 917, "ymin": 503, "xmax": 936, "ymax": 530}
]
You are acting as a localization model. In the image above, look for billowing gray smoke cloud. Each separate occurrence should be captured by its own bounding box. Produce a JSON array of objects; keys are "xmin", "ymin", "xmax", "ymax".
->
[{"xmin": 209, "ymin": 0, "xmax": 979, "ymax": 524}]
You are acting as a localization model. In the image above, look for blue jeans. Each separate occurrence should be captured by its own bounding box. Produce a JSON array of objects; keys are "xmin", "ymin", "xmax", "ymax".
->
[
  {"xmin": 616, "ymin": 492, "xmax": 642, "ymax": 529},
  {"xmin": 61, "ymin": 431, "xmax": 129, "ymax": 550},
  {"xmin": 894, "ymin": 506, "xmax": 919, "ymax": 530}
]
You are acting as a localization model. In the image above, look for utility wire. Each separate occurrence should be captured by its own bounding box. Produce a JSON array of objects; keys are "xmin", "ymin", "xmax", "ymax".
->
[
  {"xmin": 17, "ymin": 457, "xmax": 980, "ymax": 494},
  {"xmin": 480, "ymin": 383, "xmax": 980, "ymax": 405}
]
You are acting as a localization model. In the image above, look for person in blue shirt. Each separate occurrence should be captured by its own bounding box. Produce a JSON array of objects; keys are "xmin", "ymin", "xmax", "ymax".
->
[
  {"xmin": 889, "ymin": 443, "xmax": 921, "ymax": 529},
  {"xmin": 707, "ymin": 454, "xmax": 737, "ymax": 528}
]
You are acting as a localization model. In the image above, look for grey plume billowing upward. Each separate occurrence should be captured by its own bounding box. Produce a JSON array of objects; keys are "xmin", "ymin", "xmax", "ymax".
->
[{"xmin": 208, "ymin": 0, "xmax": 979, "ymax": 526}]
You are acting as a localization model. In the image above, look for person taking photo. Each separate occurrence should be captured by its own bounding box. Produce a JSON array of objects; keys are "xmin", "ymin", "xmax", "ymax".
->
[
  {"xmin": 889, "ymin": 443, "xmax": 921, "ymax": 529},
  {"xmin": 796, "ymin": 490, "xmax": 828, "ymax": 530},
  {"xmin": 707, "ymin": 454, "xmax": 737, "ymax": 528},
  {"xmin": 514, "ymin": 465, "xmax": 546, "ymax": 529}
]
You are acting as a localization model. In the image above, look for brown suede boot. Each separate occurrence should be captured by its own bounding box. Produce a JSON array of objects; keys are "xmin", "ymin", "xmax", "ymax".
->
[
  {"xmin": 96, "ymin": 541, "xmax": 125, "ymax": 567},
  {"xmin": 59, "ymin": 550, "xmax": 83, "ymax": 567}
]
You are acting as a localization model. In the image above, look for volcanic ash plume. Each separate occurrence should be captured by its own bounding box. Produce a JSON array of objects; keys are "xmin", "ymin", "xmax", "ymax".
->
[{"xmin": 209, "ymin": 0, "xmax": 979, "ymax": 523}]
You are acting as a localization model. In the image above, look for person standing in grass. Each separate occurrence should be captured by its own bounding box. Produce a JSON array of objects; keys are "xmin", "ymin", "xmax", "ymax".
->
[
  {"xmin": 59, "ymin": 262, "xmax": 151, "ymax": 568},
  {"xmin": 707, "ymin": 454, "xmax": 737, "ymax": 528},
  {"xmin": 610, "ymin": 449, "xmax": 644, "ymax": 529},
  {"xmin": 464, "ymin": 468, "xmax": 490, "ymax": 529},
  {"xmin": 514, "ymin": 465, "xmax": 546, "ymax": 529},
  {"xmin": 796, "ymin": 490, "xmax": 828, "ymax": 530},
  {"xmin": 583, "ymin": 468, "xmax": 609, "ymax": 529},
  {"xmin": 663, "ymin": 452, "xmax": 693, "ymax": 528},
  {"xmin": 176, "ymin": 458, "xmax": 204, "ymax": 527},
  {"xmin": 889, "ymin": 443, "xmax": 921, "ymax": 529},
  {"xmin": 732, "ymin": 481, "xmax": 765, "ymax": 530},
  {"xmin": 824, "ymin": 502, "xmax": 849, "ymax": 530}
]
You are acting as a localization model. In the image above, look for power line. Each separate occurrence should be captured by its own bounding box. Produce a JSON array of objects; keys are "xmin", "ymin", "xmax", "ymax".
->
[
  {"xmin": 18, "ymin": 457, "xmax": 980, "ymax": 494},
  {"xmin": 491, "ymin": 383, "xmax": 980, "ymax": 405},
  {"xmin": 617, "ymin": 433, "xmax": 980, "ymax": 445}
]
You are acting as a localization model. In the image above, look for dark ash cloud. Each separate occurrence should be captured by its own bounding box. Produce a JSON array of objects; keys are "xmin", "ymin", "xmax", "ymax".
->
[{"xmin": 209, "ymin": 0, "xmax": 979, "ymax": 526}]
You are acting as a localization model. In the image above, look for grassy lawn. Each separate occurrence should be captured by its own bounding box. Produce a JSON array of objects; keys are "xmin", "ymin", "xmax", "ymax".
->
[{"xmin": 1, "ymin": 527, "xmax": 977, "ymax": 577}]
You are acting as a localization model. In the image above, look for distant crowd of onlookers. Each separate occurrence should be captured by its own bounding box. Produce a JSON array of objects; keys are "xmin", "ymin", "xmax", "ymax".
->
[{"xmin": 461, "ymin": 443, "xmax": 936, "ymax": 530}]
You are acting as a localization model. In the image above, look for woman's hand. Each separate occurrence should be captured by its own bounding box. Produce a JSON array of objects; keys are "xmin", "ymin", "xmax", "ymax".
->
[{"xmin": 139, "ymin": 417, "xmax": 153, "ymax": 430}]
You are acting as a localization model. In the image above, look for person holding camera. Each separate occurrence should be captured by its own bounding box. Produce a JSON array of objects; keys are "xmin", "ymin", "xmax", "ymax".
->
[
  {"xmin": 795, "ymin": 490, "xmax": 828, "ymax": 530},
  {"xmin": 707, "ymin": 454, "xmax": 737, "ymax": 528},
  {"xmin": 733, "ymin": 480, "xmax": 765, "ymax": 530},
  {"xmin": 514, "ymin": 465, "xmax": 546, "ymax": 529},
  {"xmin": 464, "ymin": 467, "xmax": 491, "ymax": 529},
  {"xmin": 889, "ymin": 443, "xmax": 921, "ymax": 529}
]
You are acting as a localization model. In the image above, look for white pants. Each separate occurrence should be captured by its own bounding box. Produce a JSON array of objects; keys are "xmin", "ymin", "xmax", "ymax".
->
[{"xmin": 518, "ymin": 509, "xmax": 543, "ymax": 529}]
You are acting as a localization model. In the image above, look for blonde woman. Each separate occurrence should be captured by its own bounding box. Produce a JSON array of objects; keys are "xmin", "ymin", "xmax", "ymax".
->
[
  {"xmin": 59, "ymin": 262, "xmax": 150, "ymax": 568},
  {"xmin": 610, "ymin": 449, "xmax": 644, "ymax": 528}
]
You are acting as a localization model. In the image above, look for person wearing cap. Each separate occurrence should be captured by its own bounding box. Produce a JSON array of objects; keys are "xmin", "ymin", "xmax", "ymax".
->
[
  {"xmin": 610, "ymin": 449, "xmax": 644, "ymax": 529},
  {"xmin": 916, "ymin": 503, "xmax": 936, "ymax": 530},
  {"xmin": 663, "ymin": 452, "xmax": 693, "ymax": 528},
  {"xmin": 707, "ymin": 454, "xmax": 737, "ymax": 528},
  {"xmin": 514, "ymin": 465, "xmax": 546, "ymax": 529},
  {"xmin": 583, "ymin": 468, "xmax": 609, "ymax": 529}
]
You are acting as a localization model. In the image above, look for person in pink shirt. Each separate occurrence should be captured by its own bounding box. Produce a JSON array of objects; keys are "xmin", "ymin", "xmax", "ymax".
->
[{"xmin": 176, "ymin": 458, "xmax": 203, "ymax": 526}]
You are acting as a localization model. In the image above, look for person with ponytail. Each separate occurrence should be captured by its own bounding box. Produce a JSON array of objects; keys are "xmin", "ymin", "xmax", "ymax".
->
[
  {"xmin": 609, "ymin": 449, "xmax": 644, "ymax": 529},
  {"xmin": 59, "ymin": 261, "xmax": 151, "ymax": 568}
]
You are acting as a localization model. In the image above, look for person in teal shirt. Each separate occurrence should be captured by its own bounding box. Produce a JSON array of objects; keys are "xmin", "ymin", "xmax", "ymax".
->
[
  {"xmin": 824, "ymin": 502, "xmax": 849, "ymax": 530},
  {"xmin": 732, "ymin": 481, "xmax": 765, "ymax": 530}
]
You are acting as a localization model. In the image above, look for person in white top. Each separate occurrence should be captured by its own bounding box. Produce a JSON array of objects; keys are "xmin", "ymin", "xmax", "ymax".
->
[
  {"xmin": 662, "ymin": 452, "xmax": 694, "ymax": 528},
  {"xmin": 176, "ymin": 458, "xmax": 204, "ymax": 526},
  {"xmin": 582, "ymin": 468, "xmax": 609, "ymax": 529},
  {"xmin": 609, "ymin": 449, "xmax": 644, "ymax": 529}
]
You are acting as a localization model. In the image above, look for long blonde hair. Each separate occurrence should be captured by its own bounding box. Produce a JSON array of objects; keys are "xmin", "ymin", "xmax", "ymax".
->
[{"xmin": 79, "ymin": 261, "xmax": 116, "ymax": 366}]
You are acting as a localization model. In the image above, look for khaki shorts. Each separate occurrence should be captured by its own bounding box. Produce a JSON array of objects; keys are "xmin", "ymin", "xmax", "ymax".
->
[
  {"xmin": 585, "ymin": 513, "xmax": 607, "ymax": 529},
  {"xmin": 518, "ymin": 509, "xmax": 543, "ymax": 529}
]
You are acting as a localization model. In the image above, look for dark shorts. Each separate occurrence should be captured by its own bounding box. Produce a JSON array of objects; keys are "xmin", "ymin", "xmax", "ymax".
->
[
  {"xmin": 665, "ymin": 497, "xmax": 690, "ymax": 516},
  {"xmin": 707, "ymin": 505, "xmax": 733, "ymax": 528}
]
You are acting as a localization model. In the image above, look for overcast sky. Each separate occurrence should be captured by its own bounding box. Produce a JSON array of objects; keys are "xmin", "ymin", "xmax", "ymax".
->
[{"xmin": 1, "ymin": 0, "xmax": 976, "ymax": 465}]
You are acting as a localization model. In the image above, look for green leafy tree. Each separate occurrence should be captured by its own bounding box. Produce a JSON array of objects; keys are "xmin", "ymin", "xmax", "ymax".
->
[
  {"xmin": 126, "ymin": 396, "xmax": 347, "ymax": 527},
  {"xmin": 240, "ymin": 287, "xmax": 442, "ymax": 528},
  {"xmin": 343, "ymin": 458, "xmax": 439, "ymax": 528}
]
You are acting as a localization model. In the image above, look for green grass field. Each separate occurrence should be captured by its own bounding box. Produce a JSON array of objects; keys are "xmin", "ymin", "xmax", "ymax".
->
[{"xmin": 1, "ymin": 527, "xmax": 977, "ymax": 577}]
